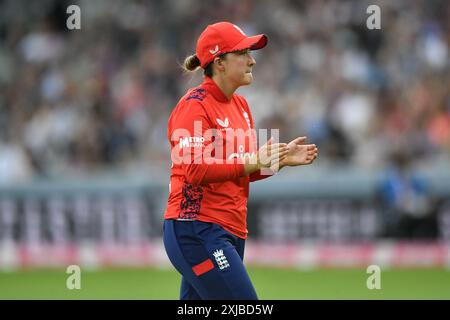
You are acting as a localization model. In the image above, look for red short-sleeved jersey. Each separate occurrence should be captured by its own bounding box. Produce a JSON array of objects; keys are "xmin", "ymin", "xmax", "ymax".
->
[{"xmin": 164, "ymin": 77, "xmax": 270, "ymax": 239}]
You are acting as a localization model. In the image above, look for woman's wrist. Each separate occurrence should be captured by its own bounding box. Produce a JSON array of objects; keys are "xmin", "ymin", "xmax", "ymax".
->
[{"xmin": 243, "ymin": 153, "xmax": 261, "ymax": 175}]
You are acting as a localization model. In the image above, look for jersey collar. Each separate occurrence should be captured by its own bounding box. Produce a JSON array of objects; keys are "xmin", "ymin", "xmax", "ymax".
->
[{"xmin": 202, "ymin": 77, "xmax": 231, "ymax": 103}]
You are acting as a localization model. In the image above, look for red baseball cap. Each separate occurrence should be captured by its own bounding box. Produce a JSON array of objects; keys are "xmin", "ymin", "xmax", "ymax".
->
[{"xmin": 196, "ymin": 22, "xmax": 268, "ymax": 69}]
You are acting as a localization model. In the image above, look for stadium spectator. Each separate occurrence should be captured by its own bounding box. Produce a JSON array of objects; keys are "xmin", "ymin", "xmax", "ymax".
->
[{"xmin": 378, "ymin": 150, "xmax": 438, "ymax": 239}]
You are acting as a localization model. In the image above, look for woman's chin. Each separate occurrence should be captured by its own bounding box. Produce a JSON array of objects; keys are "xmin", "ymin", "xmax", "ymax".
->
[{"xmin": 242, "ymin": 73, "xmax": 253, "ymax": 85}]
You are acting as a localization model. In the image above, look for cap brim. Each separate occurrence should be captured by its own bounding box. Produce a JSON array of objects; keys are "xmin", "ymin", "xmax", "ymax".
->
[{"xmin": 231, "ymin": 34, "xmax": 268, "ymax": 52}]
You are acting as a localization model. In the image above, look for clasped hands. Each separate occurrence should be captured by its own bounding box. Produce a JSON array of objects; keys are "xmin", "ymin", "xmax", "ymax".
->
[{"xmin": 245, "ymin": 137, "xmax": 318, "ymax": 175}]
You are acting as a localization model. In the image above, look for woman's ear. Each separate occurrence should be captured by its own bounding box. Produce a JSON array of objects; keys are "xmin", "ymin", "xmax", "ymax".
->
[{"xmin": 213, "ymin": 56, "xmax": 226, "ymax": 73}]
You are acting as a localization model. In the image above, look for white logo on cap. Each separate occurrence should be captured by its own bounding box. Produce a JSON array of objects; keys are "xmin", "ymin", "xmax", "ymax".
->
[
  {"xmin": 233, "ymin": 25, "xmax": 246, "ymax": 36},
  {"xmin": 209, "ymin": 45, "xmax": 219, "ymax": 55}
]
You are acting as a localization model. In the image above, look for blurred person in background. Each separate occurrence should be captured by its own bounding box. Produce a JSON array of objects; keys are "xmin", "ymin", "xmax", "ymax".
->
[
  {"xmin": 378, "ymin": 149, "xmax": 437, "ymax": 239},
  {"xmin": 0, "ymin": 129, "xmax": 33, "ymax": 184}
]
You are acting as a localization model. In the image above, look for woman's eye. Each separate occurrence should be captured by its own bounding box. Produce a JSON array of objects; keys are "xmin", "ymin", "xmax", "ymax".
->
[{"xmin": 236, "ymin": 49, "xmax": 249, "ymax": 55}]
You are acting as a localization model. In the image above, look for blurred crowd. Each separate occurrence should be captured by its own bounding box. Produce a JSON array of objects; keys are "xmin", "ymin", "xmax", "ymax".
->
[{"xmin": 0, "ymin": 0, "xmax": 449, "ymax": 184}]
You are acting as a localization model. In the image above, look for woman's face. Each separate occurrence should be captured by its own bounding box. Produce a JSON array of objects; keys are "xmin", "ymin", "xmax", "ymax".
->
[{"xmin": 221, "ymin": 49, "xmax": 256, "ymax": 86}]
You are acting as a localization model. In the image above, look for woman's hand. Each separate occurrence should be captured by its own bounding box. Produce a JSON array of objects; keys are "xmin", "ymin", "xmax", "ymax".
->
[
  {"xmin": 244, "ymin": 137, "xmax": 289, "ymax": 175},
  {"xmin": 279, "ymin": 136, "xmax": 318, "ymax": 169}
]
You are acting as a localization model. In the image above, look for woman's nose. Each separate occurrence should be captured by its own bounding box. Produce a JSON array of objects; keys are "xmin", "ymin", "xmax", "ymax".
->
[{"xmin": 248, "ymin": 54, "xmax": 256, "ymax": 66}]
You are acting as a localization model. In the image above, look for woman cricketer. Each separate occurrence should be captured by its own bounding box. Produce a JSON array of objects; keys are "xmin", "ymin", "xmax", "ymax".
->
[{"xmin": 163, "ymin": 21, "xmax": 318, "ymax": 300}]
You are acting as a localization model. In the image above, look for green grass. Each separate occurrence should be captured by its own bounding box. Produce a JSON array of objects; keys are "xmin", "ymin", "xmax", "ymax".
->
[{"xmin": 0, "ymin": 267, "xmax": 449, "ymax": 299}]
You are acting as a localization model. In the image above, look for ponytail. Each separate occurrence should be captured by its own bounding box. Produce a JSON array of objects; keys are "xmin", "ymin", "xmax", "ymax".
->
[{"xmin": 183, "ymin": 54, "xmax": 201, "ymax": 72}]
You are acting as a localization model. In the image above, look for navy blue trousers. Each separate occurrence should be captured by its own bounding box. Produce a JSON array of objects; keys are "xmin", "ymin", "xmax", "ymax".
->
[{"xmin": 163, "ymin": 219, "xmax": 258, "ymax": 300}]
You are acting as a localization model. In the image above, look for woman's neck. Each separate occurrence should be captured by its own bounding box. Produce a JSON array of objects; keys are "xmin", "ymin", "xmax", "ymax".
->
[{"xmin": 211, "ymin": 75, "xmax": 237, "ymax": 101}]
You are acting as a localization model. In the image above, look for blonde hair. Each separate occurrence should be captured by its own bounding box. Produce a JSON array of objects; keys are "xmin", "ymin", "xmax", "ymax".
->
[{"xmin": 183, "ymin": 54, "xmax": 201, "ymax": 72}]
